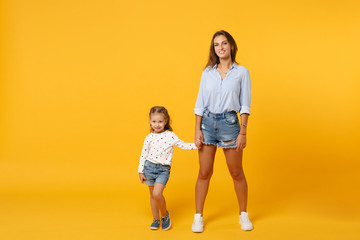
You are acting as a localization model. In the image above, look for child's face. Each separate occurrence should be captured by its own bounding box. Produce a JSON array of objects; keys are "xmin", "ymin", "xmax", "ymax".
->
[{"xmin": 150, "ymin": 113, "xmax": 167, "ymax": 133}]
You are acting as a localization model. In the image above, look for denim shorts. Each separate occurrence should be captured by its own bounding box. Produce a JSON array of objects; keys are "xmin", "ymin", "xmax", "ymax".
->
[
  {"xmin": 201, "ymin": 110, "xmax": 240, "ymax": 148},
  {"xmin": 143, "ymin": 160, "xmax": 171, "ymax": 187}
]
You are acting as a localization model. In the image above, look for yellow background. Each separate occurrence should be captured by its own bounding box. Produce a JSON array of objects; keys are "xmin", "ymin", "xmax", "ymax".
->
[{"xmin": 1, "ymin": 0, "xmax": 360, "ymax": 239}]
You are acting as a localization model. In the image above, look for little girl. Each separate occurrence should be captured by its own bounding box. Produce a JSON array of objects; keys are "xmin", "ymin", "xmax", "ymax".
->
[{"xmin": 138, "ymin": 106, "xmax": 197, "ymax": 231}]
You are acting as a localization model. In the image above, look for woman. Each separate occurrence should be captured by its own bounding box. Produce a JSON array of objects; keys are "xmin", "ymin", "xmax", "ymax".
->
[{"xmin": 192, "ymin": 30, "xmax": 253, "ymax": 232}]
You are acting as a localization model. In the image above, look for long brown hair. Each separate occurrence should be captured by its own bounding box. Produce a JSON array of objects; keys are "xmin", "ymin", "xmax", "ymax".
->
[
  {"xmin": 205, "ymin": 30, "xmax": 238, "ymax": 69},
  {"xmin": 149, "ymin": 106, "xmax": 173, "ymax": 132}
]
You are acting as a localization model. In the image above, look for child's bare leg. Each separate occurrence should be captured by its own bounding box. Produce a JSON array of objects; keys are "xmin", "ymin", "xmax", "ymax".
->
[
  {"xmin": 148, "ymin": 186, "xmax": 160, "ymax": 219},
  {"xmin": 152, "ymin": 183, "xmax": 167, "ymax": 217}
]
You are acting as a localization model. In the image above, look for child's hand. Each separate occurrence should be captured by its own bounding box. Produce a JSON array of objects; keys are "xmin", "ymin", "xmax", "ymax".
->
[{"xmin": 139, "ymin": 173, "xmax": 146, "ymax": 183}]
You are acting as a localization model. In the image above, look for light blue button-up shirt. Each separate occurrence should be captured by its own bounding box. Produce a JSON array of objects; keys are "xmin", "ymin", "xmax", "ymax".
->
[{"xmin": 194, "ymin": 63, "xmax": 251, "ymax": 116}]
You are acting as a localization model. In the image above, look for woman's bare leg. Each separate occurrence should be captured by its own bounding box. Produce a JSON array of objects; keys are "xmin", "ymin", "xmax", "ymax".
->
[
  {"xmin": 195, "ymin": 145, "xmax": 217, "ymax": 214},
  {"xmin": 223, "ymin": 148, "xmax": 248, "ymax": 213}
]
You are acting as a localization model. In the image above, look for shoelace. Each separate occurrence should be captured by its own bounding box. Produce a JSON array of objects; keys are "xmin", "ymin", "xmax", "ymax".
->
[{"xmin": 161, "ymin": 216, "xmax": 169, "ymax": 222}]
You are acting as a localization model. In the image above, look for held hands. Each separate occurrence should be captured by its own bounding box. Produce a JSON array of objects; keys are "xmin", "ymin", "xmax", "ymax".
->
[
  {"xmin": 195, "ymin": 129, "xmax": 204, "ymax": 149},
  {"xmin": 139, "ymin": 173, "xmax": 146, "ymax": 183},
  {"xmin": 235, "ymin": 133, "xmax": 247, "ymax": 152}
]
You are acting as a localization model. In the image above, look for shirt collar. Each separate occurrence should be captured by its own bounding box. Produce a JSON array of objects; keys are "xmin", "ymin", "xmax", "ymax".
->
[{"xmin": 212, "ymin": 62, "xmax": 238, "ymax": 70}]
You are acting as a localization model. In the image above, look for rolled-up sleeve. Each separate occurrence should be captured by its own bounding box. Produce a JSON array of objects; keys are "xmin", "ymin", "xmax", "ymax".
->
[
  {"xmin": 194, "ymin": 71, "xmax": 206, "ymax": 116},
  {"xmin": 239, "ymin": 69, "xmax": 251, "ymax": 115}
]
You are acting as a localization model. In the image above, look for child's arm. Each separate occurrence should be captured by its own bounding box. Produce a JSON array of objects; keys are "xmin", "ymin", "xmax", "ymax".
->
[
  {"xmin": 138, "ymin": 135, "xmax": 151, "ymax": 174},
  {"xmin": 171, "ymin": 132, "xmax": 197, "ymax": 150}
]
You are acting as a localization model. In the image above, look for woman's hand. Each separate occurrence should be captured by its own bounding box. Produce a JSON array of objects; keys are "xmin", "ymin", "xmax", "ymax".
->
[
  {"xmin": 195, "ymin": 129, "xmax": 204, "ymax": 149},
  {"xmin": 139, "ymin": 173, "xmax": 146, "ymax": 183},
  {"xmin": 236, "ymin": 133, "xmax": 247, "ymax": 152}
]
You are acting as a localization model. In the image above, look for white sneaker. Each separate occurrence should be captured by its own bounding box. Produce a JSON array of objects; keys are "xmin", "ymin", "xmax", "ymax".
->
[
  {"xmin": 239, "ymin": 212, "xmax": 253, "ymax": 231},
  {"xmin": 192, "ymin": 213, "xmax": 204, "ymax": 233}
]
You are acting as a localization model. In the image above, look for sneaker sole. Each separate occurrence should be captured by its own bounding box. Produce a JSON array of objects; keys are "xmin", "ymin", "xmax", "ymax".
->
[
  {"xmin": 150, "ymin": 226, "xmax": 159, "ymax": 230},
  {"xmin": 192, "ymin": 222, "xmax": 204, "ymax": 233},
  {"xmin": 241, "ymin": 226, "xmax": 253, "ymax": 231},
  {"xmin": 162, "ymin": 221, "xmax": 171, "ymax": 231},
  {"xmin": 192, "ymin": 227, "xmax": 204, "ymax": 233},
  {"xmin": 240, "ymin": 223, "xmax": 253, "ymax": 231},
  {"xmin": 162, "ymin": 212, "xmax": 171, "ymax": 231}
]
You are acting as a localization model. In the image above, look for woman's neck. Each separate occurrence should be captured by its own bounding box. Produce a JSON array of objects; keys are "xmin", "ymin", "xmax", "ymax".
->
[{"xmin": 218, "ymin": 58, "xmax": 233, "ymax": 69}]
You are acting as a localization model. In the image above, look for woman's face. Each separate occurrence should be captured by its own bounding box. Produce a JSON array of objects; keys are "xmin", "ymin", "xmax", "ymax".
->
[{"xmin": 213, "ymin": 35, "xmax": 232, "ymax": 60}]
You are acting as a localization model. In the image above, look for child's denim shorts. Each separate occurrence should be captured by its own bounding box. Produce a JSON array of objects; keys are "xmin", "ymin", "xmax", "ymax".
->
[
  {"xmin": 201, "ymin": 110, "xmax": 240, "ymax": 148},
  {"xmin": 143, "ymin": 160, "xmax": 171, "ymax": 187}
]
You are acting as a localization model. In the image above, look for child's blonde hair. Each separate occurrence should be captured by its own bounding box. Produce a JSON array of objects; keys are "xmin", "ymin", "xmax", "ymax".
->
[{"xmin": 149, "ymin": 106, "xmax": 173, "ymax": 132}]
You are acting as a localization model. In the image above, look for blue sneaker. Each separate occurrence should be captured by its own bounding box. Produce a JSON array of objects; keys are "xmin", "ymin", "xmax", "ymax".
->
[
  {"xmin": 150, "ymin": 219, "xmax": 160, "ymax": 230},
  {"xmin": 161, "ymin": 211, "xmax": 171, "ymax": 230}
]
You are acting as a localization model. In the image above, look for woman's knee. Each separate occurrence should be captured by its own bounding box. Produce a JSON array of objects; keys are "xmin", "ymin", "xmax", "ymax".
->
[
  {"xmin": 198, "ymin": 168, "xmax": 213, "ymax": 180},
  {"xmin": 229, "ymin": 169, "xmax": 246, "ymax": 182}
]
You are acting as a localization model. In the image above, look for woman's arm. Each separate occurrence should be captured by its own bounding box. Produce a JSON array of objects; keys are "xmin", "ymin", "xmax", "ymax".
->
[
  {"xmin": 195, "ymin": 115, "xmax": 203, "ymax": 149},
  {"xmin": 240, "ymin": 113, "xmax": 248, "ymax": 134},
  {"xmin": 194, "ymin": 70, "xmax": 207, "ymax": 149},
  {"xmin": 236, "ymin": 113, "xmax": 249, "ymax": 152},
  {"xmin": 239, "ymin": 69, "xmax": 251, "ymax": 115},
  {"xmin": 236, "ymin": 68, "xmax": 251, "ymax": 151}
]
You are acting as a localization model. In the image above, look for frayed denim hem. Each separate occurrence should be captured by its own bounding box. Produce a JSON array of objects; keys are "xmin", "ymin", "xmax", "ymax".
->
[
  {"xmin": 203, "ymin": 142, "xmax": 217, "ymax": 147},
  {"xmin": 202, "ymin": 142, "xmax": 237, "ymax": 149},
  {"xmin": 221, "ymin": 145, "xmax": 237, "ymax": 149}
]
